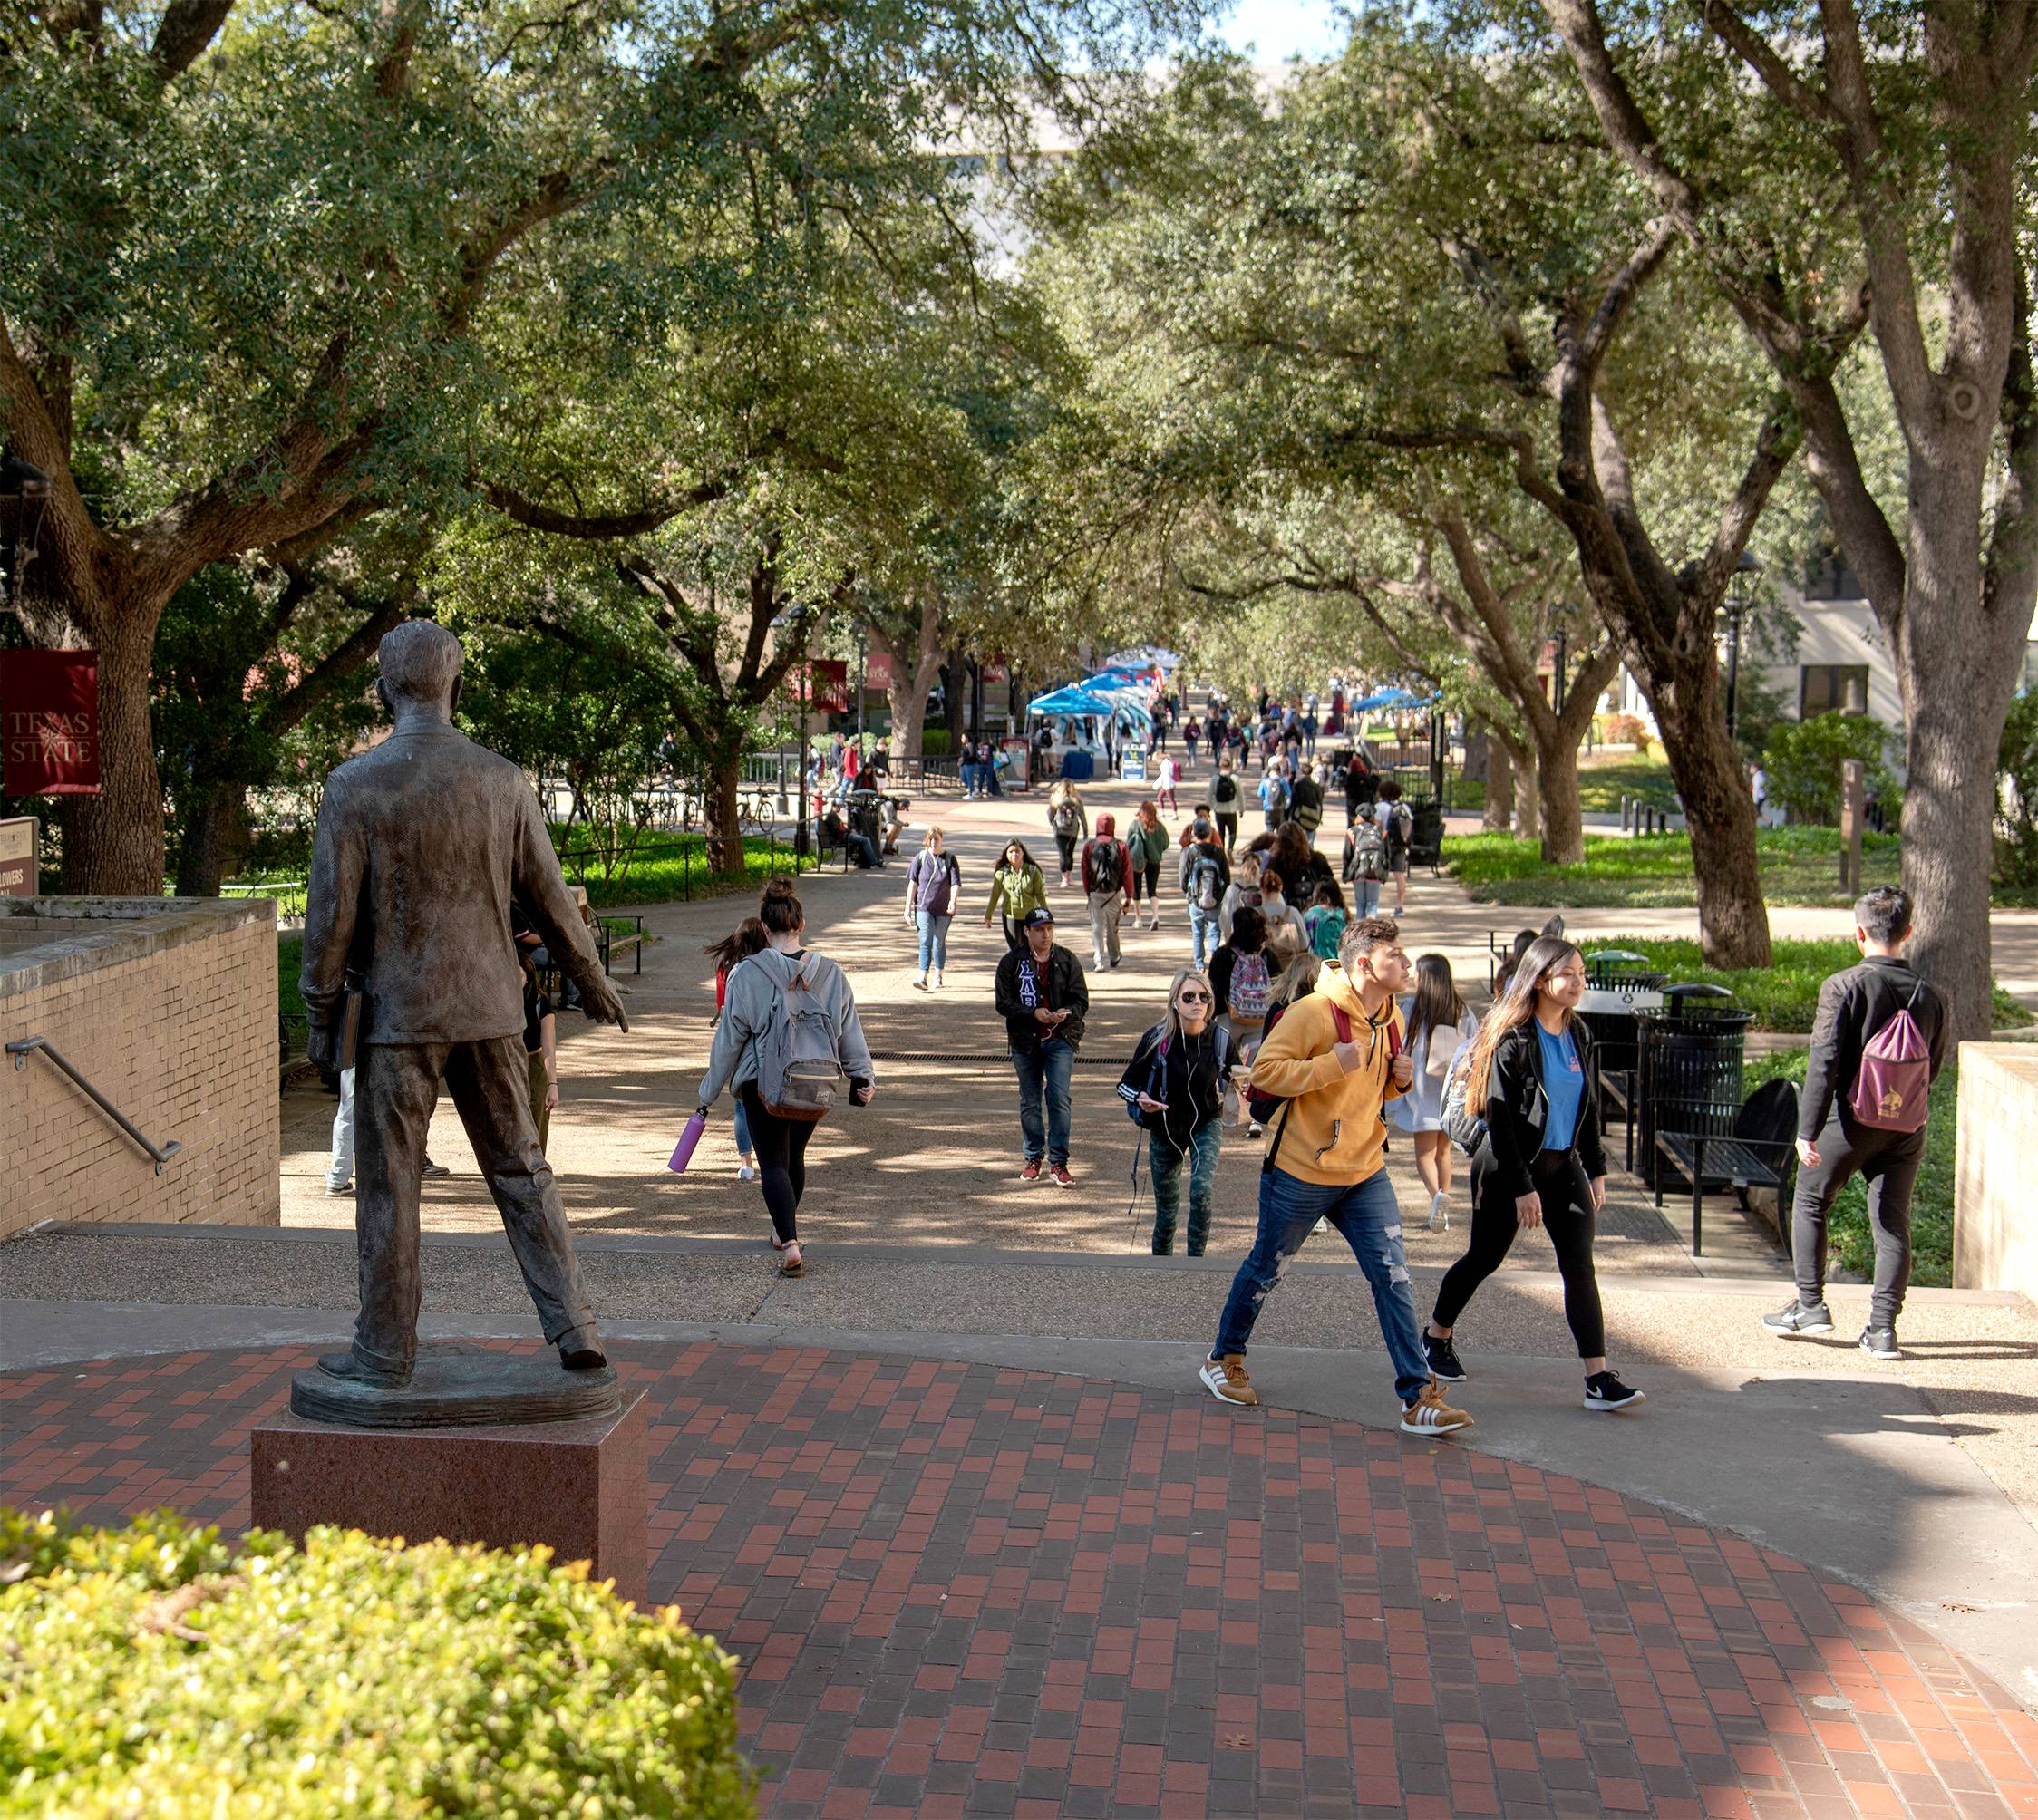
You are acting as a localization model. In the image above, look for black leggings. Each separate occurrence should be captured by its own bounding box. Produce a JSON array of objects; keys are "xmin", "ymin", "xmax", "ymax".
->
[
  {"xmin": 1054, "ymin": 830, "xmax": 1080, "ymax": 876},
  {"xmin": 1133, "ymin": 862, "xmax": 1161, "ymax": 904},
  {"xmin": 1432, "ymin": 1148, "xmax": 1606, "ymax": 1358},
  {"xmin": 739, "ymin": 1084, "xmax": 817, "ymax": 1245}
]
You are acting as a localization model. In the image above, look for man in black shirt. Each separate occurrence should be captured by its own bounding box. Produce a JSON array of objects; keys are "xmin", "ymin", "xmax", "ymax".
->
[
  {"xmin": 1763, "ymin": 886, "xmax": 1948, "ymax": 1360},
  {"xmin": 994, "ymin": 907, "xmax": 1090, "ymax": 1188}
]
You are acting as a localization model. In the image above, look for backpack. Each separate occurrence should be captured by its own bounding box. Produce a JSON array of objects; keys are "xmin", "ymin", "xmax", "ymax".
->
[
  {"xmin": 1440, "ymin": 1036, "xmax": 1485, "ymax": 1156},
  {"xmin": 754, "ymin": 952, "xmax": 846, "ymax": 1122},
  {"xmin": 1246, "ymin": 1002, "xmax": 1354, "ymax": 1127},
  {"xmin": 1189, "ymin": 850, "xmax": 1225, "ymax": 913},
  {"xmin": 1121, "ymin": 1024, "xmax": 1235, "ymax": 1126},
  {"xmin": 1227, "ymin": 949, "xmax": 1272, "ymax": 1021},
  {"xmin": 1214, "ymin": 772, "xmax": 1239, "ymax": 807},
  {"xmin": 1849, "ymin": 983, "xmax": 1933, "ymax": 1133},
  {"xmin": 1309, "ymin": 909, "xmax": 1346, "ymax": 962},
  {"xmin": 1348, "ymin": 826, "xmax": 1387, "ymax": 882},
  {"xmin": 1383, "ymin": 802, "xmax": 1412, "ymax": 854},
  {"xmin": 1053, "ymin": 797, "xmax": 1082, "ymax": 833},
  {"xmin": 1083, "ymin": 837, "xmax": 1123, "ymax": 895}
]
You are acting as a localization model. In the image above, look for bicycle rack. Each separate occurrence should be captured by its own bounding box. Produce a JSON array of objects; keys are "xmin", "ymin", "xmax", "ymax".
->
[{"xmin": 7, "ymin": 1036, "xmax": 184, "ymax": 1175}]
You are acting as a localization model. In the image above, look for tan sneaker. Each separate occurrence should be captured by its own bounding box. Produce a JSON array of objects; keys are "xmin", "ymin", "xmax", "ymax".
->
[
  {"xmin": 1399, "ymin": 1378, "xmax": 1473, "ymax": 1437},
  {"xmin": 1199, "ymin": 1354, "xmax": 1259, "ymax": 1408}
]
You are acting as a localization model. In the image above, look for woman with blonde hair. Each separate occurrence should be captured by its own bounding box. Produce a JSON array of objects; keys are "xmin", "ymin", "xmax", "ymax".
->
[
  {"xmin": 1424, "ymin": 936, "xmax": 1644, "ymax": 1412},
  {"xmin": 1046, "ymin": 777, "xmax": 1088, "ymax": 888},
  {"xmin": 1119, "ymin": 967, "xmax": 1238, "ymax": 1255},
  {"xmin": 1388, "ymin": 953, "xmax": 1480, "ymax": 1231},
  {"xmin": 903, "ymin": 825, "xmax": 962, "ymax": 991}
]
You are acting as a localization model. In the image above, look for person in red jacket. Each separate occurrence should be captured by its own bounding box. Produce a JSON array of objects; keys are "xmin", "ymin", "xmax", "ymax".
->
[{"xmin": 1079, "ymin": 811, "xmax": 1137, "ymax": 972}]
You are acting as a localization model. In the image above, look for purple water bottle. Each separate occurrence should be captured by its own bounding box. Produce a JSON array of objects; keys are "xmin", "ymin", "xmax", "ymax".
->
[{"xmin": 667, "ymin": 1110, "xmax": 708, "ymax": 1174}]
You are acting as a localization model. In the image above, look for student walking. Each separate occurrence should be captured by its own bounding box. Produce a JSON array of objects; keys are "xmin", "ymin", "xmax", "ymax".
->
[
  {"xmin": 1343, "ymin": 804, "xmax": 1388, "ymax": 918},
  {"xmin": 1378, "ymin": 779, "xmax": 1414, "ymax": 913},
  {"xmin": 904, "ymin": 827, "xmax": 963, "ymax": 991},
  {"xmin": 1208, "ymin": 905, "xmax": 1273, "ymax": 1133},
  {"xmin": 1426, "ymin": 937, "xmax": 1644, "ymax": 1412},
  {"xmin": 1121, "ymin": 969, "xmax": 1238, "ymax": 1255},
  {"xmin": 1257, "ymin": 761, "xmax": 1287, "ymax": 833},
  {"xmin": 1184, "ymin": 718, "xmax": 1202, "ymax": 770},
  {"xmin": 1047, "ymin": 779, "xmax": 1088, "ymax": 889},
  {"xmin": 1179, "ymin": 821, "xmax": 1231, "ymax": 967},
  {"xmin": 1762, "ymin": 886, "xmax": 1948, "ymax": 1359},
  {"xmin": 1130, "ymin": 802, "xmax": 1171, "ymax": 931},
  {"xmin": 1212, "ymin": 756, "xmax": 1242, "ymax": 856},
  {"xmin": 704, "ymin": 918, "xmax": 771, "ymax": 1180},
  {"xmin": 1155, "ymin": 752, "xmax": 1181, "ymax": 814},
  {"xmin": 994, "ymin": 907, "xmax": 1090, "ymax": 1187},
  {"xmin": 1081, "ymin": 812, "xmax": 1137, "ymax": 971},
  {"xmin": 1303, "ymin": 877, "xmax": 1348, "ymax": 963},
  {"xmin": 522, "ymin": 957, "xmax": 558, "ymax": 1154},
  {"xmin": 1199, "ymin": 918, "xmax": 1472, "ymax": 1437},
  {"xmin": 696, "ymin": 881, "xmax": 876, "ymax": 1277},
  {"xmin": 983, "ymin": 839, "xmax": 1049, "ymax": 951},
  {"xmin": 1218, "ymin": 850, "xmax": 1265, "ymax": 946},
  {"xmin": 1388, "ymin": 954, "xmax": 1479, "ymax": 1230}
]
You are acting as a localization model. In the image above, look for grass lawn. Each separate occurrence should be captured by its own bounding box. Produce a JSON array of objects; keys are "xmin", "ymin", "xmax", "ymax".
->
[
  {"xmin": 1744, "ymin": 1047, "xmax": 1956, "ymax": 1290},
  {"xmin": 1576, "ymin": 751, "xmax": 1679, "ymax": 813},
  {"xmin": 1571, "ymin": 934, "xmax": 2032, "ymax": 1032},
  {"xmin": 550, "ymin": 831, "xmax": 817, "ymax": 908},
  {"xmin": 1447, "ymin": 826, "xmax": 1912, "ymax": 909}
]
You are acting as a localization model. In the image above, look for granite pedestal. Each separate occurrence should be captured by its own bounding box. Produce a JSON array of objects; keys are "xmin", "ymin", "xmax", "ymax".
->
[{"xmin": 251, "ymin": 1390, "xmax": 648, "ymax": 1606}]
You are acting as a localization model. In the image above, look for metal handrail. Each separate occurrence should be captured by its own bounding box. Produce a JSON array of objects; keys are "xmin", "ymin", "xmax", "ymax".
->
[{"xmin": 7, "ymin": 1036, "xmax": 184, "ymax": 1176}]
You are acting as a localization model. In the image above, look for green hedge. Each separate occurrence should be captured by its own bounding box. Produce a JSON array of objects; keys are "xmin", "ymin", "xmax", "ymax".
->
[
  {"xmin": 0, "ymin": 1509, "xmax": 753, "ymax": 1820},
  {"xmin": 1447, "ymin": 827, "xmax": 1908, "ymax": 908},
  {"xmin": 1576, "ymin": 936, "xmax": 2031, "ymax": 1033},
  {"xmin": 1744, "ymin": 1050, "xmax": 1958, "ymax": 1289}
]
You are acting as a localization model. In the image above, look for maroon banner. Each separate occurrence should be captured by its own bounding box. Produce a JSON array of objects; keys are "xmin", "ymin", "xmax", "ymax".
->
[
  {"xmin": 982, "ymin": 656, "xmax": 1009, "ymax": 684},
  {"xmin": 864, "ymin": 650, "xmax": 893, "ymax": 692},
  {"xmin": 789, "ymin": 659, "xmax": 849, "ymax": 715},
  {"xmin": 2, "ymin": 651, "xmax": 101, "ymax": 795}
]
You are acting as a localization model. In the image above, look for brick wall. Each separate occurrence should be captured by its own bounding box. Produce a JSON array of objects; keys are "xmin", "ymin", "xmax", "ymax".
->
[
  {"xmin": 1953, "ymin": 1042, "xmax": 2038, "ymax": 1303},
  {"xmin": 1, "ymin": 898, "xmax": 279, "ymax": 1238}
]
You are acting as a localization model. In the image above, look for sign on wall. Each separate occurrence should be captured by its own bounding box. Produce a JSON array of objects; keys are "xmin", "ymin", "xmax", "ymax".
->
[
  {"xmin": 0, "ymin": 817, "xmax": 35, "ymax": 895},
  {"xmin": 2, "ymin": 651, "xmax": 101, "ymax": 795},
  {"xmin": 788, "ymin": 660, "xmax": 849, "ymax": 714}
]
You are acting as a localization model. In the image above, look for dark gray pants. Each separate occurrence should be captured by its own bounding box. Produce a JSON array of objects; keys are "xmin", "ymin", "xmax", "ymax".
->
[
  {"xmin": 350, "ymin": 1036, "xmax": 599, "ymax": 1375},
  {"xmin": 1791, "ymin": 1114, "xmax": 1927, "ymax": 1327}
]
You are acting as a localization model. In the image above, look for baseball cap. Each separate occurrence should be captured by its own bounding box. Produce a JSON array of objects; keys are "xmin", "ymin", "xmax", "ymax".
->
[
  {"xmin": 1190, "ymin": 818, "xmax": 1215, "ymax": 840},
  {"xmin": 1022, "ymin": 907, "xmax": 1055, "ymax": 929}
]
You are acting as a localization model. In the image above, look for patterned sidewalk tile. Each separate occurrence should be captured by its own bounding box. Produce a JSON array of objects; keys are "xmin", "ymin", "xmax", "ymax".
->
[{"xmin": 4, "ymin": 1341, "xmax": 2034, "ymax": 1817}]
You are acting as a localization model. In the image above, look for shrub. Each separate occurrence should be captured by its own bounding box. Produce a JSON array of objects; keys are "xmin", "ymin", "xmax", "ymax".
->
[
  {"xmin": 1995, "ymin": 690, "xmax": 2038, "ymax": 887},
  {"xmin": 917, "ymin": 728, "xmax": 953, "ymax": 757},
  {"xmin": 1762, "ymin": 712, "xmax": 1897, "ymax": 826},
  {"xmin": 1601, "ymin": 712, "xmax": 1651, "ymax": 750},
  {"xmin": 0, "ymin": 1509, "xmax": 754, "ymax": 1820}
]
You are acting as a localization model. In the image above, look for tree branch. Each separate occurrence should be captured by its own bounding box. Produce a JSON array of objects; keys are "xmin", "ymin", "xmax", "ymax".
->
[
  {"xmin": 1697, "ymin": 0, "xmax": 1842, "ymax": 127},
  {"xmin": 480, "ymin": 473, "xmax": 731, "ymax": 538},
  {"xmin": 150, "ymin": 0, "xmax": 234, "ymax": 78}
]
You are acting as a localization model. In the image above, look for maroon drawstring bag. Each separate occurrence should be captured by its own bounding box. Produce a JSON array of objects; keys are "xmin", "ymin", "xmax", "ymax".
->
[{"xmin": 1848, "ymin": 985, "xmax": 1931, "ymax": 1133}]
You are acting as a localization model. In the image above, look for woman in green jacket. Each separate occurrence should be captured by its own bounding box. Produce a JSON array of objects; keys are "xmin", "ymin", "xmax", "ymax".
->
[
  {"xmin": 984, "ymin": 838, "xmax": 1050, "ymax": 950},
  {"xmin": 1129, "ymin": 800, "xmax": 1172, "ymax": 931}
]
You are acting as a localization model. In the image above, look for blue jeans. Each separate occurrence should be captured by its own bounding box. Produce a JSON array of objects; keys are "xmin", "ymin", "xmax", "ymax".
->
[
  {"xmin": 960, "ymin": 761, "xmax": 978, "ymax": 795},
  {"xmin": 733, "ymin": 1096, "xmax": 751, "ymax": 1158},
  {"xmin": 1188, "ymin": 903, "xmax": 1218, "ymax": 967},
  {"xmin": 1212, "ymin": 1163, "xmax": 1431, "ymax": 1404},
  {"xmin": 1151, "ymin": 1120, "xmax": 1222, "ymax": 1254},
  {"xmin": 1351, "ymin": 876, "xmax": 1382, "ymax": 917},
  {"xmin": 1012, "ymin": 1038, "xmax": 1075, "ymax": 1166},
  {"xmin": 916, "ymin": 909, "xmax": 952, "ymax": 975}
]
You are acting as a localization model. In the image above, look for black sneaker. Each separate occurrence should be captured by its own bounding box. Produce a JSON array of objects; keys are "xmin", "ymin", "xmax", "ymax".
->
[
  {"xmin": 1424, "ymin": 1331, "xmax": 1468, "ymax": 1383},
  {"xmin": 1761, "ymin": 1300, "xmax": 1835, "ymax": 1337},
  {"xmin": 1859, "ymin": 1326, "xmax": 1901, "ymax": 1360},
  {"xmin": 1583, "ymin": 1371, "xmax": 1645, "ymax": 1412}
]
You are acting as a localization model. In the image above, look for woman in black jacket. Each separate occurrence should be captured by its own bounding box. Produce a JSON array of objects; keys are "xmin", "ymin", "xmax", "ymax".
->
[
  {"xmin": 1425, "ymin": 936, "xmax": 1645, "ymax": 1413},
  {"xmin": 1120, "ymin": 968, "xmax": 1238, "ymax": 1255}
]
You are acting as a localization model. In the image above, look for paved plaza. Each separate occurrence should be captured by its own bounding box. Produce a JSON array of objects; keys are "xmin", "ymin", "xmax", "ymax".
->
[{"xmin": 5, "ymin": 772, "xmax": 2037, "ymax": 1815}]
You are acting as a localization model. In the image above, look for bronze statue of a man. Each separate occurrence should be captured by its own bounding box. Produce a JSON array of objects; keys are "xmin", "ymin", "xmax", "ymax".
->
[{"xmin": 300, "ymin": 622, "xmax": 628, "ymax": 1389}]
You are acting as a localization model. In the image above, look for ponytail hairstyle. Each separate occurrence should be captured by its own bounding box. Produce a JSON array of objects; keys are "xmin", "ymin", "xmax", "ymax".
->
[
  {"xmin": 759, "ymin": 876, "xmax": 804, "ymax": 937},
  {"xmin": 1407, "ymin": 953, "xmax": 1465, "ymax": 1052},
  {"xmin": 1464, "ymin": 936, "xmax": 1584, "ymax": 1107},
  {"xmin": 703, "ymin": 915, "xmax": 769, "ymax": 972}
]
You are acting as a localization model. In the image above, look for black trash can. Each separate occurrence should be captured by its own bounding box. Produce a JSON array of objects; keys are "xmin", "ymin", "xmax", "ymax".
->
[
  {"xmin": 1634, "ymin": 985, "xmax": 1753, "ymax": 1189},
  {"xmin": 1576, "ymin": 952, "xmax": 1668, "ymax": 1154},
  {"xmin": 1406, "ymin": 799, "xmax": 1444, "ymax": 871}
]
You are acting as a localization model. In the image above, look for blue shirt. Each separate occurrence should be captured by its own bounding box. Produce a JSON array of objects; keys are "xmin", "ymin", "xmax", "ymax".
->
[{"xmin": 1536, "ymin": 1023, "xmax": 1585, "ymax": 1152}]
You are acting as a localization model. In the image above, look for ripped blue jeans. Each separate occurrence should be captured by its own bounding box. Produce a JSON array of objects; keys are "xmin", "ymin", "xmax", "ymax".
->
[{"xmin": 1211, "ymin": 1161, "xmax": 1430, "ymax": 1404}]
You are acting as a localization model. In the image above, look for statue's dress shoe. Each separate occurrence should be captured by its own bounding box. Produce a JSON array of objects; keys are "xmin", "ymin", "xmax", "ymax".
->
[
  {"xmin": 559, "ymin": 1343, "xmax": 609, "ymax": 1371},
  {"xmin": 316, "ymin": 1350, "xmax": 412, "ymax": 1389}
]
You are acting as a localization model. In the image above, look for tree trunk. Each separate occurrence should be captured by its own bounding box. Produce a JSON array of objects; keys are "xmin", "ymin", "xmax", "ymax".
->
[
  {"xmin": 1496, "ymin": 728, "xmax": 1538, "ymax": 842},
  {"xmin": 173, "ymin": 779, "xmax": 250, "ymax": 897},
  {"xmin": 1534, "ymin": 722, "xmax": 1586, "ymax": 865},
  {"xmin": 1654, "ymin": 692, "xmax": 1771, "ymax": 967},
  {"xmin": 878, "ymin": 594, "xmax": 948, "ymax": 758},
  {"xmin": 1483, "ymin": 731, "xmax": 1514, "ymax": 832},
  {"xmin": 704, "ymin": 752, "xmax": 744, "ymax": 876},
  {"xmin": 1463, "ymin": 721, "xmax": 1490, "ymax": 786},
  {"xmin": 940, "ymin": 648, "xmax": 966, "ymax": 741},
  {"xmin": 56, "ymin": 610, "xmax": 166, "ymax": 895}
]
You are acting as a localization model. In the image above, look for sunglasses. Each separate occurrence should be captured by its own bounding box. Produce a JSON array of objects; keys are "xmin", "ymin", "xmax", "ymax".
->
[{"xmin": 1177, "ymin": 990, "xmax": 1211, "ymax": 1002}]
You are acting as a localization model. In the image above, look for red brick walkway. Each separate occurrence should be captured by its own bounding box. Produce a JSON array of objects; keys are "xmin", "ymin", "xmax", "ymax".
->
[{"xmin": 4, "ymin": 1342, "xmax": 2033, "ymax": 1818}]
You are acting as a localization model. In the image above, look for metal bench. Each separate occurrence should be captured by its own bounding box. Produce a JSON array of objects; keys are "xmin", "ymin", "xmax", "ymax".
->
[{"xmin": 1650, "ymin": 1079, "xmax": 1800, "ymax": 1258}]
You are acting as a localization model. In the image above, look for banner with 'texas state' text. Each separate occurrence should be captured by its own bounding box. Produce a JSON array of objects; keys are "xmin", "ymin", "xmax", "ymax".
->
[{"xmin": 2, "ymin": 650, "xmax": 101, "ymax": 795}]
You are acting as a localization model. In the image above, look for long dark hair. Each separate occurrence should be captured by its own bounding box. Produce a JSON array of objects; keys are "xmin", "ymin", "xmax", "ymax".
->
[
  {"xmin": 1466, "ymin": 936, "xmax": 1583, "ymax": 1106},
  {"xmin": 704, "ymin": 915, "xmax": 769, "ymax": 972},
  {"xmin": 759, "ymin": 876, "xmax": 804, "ymax": 936},
  {"xmin": 1228, "ymin": 905, "xmax": 1267, "ymax": 952},
  {"xmin": 996, "ymin": 838, "xmax": 1037, "ymax": 873},
  {"xmin": 1407, "ymin": 953, "xmax": 1465, "ymax": 1051}
]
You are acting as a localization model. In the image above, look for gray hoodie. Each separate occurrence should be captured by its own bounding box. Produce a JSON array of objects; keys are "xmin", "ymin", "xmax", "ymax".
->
[{"xmin": 698, "ymin": 945, "xmax": 875, "ymax": 1108}]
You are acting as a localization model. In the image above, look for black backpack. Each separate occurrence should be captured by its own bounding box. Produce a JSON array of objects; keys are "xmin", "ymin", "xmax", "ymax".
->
[{"xmin": 1084, "ymin": 837, "xmax": 1123, "ymax": 895}]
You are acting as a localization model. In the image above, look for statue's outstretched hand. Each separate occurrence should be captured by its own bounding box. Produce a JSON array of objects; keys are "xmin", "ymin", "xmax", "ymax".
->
[{"xmin": 581, "ymin": 974, "xmax": 631, "ymax": 1033}]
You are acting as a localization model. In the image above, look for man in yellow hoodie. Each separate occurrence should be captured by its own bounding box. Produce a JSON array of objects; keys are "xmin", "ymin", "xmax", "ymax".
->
[{"xmin": 1199, "ymin": 915, "xmax": 1473, "ymax": 1436}]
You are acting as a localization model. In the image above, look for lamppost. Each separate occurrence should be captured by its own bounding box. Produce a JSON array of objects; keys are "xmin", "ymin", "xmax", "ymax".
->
[
  {"xmin": 1723, "ymin": 551, "xmax": 1761, "ymax": 742},
  {"xmin": 1549, "ymin": 600, "xmax": 1577, "ymax": 714},
  {"xmin": 770, "ymin": 602, "xmax": 816, "ymax": 858},
  {"xmin": 853, "ymin": 622, "xmax": 868, "ymax": 752}
]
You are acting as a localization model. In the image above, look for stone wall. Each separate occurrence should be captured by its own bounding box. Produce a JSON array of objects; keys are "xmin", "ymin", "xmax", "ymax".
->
[
  {"xmin": 1, "ymin": 897, "xmax": 279, "ymax": 1239},
  {"xmin": 1953, "ymin": 1042, "xmax": 2038, "ymax": 1302}
]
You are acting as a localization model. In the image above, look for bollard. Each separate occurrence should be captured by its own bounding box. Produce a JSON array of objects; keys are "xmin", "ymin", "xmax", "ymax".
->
[
  {"xmin": 1839, "ymin": 759, "xmax": 1865, "ymax": 893},
  {"xmin": 1621, "ymin": 795, "xmax": 1631, "ymax": 834}
]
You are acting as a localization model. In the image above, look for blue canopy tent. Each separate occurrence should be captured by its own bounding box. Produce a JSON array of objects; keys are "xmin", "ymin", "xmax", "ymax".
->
[{"xmin": 1351, "ymin": 685, "xmax": 1436, "ymax": 712}]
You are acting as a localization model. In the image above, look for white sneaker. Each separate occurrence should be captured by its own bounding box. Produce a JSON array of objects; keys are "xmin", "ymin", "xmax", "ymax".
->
[
  {"xmin": 1426, "ymin": 1192, "xmax": 1450, "ymax": 1232},
  {"xmin": 737, "ymin": 1161, "xmax": 757, "ymax": 1182},
  {"xmin": 325, "ymin": 1179, "xmax": 354, "ymax": 1196},
  {"xmin": 932, "ymin": 971, "xmax": 944, "ymax": 990}
]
